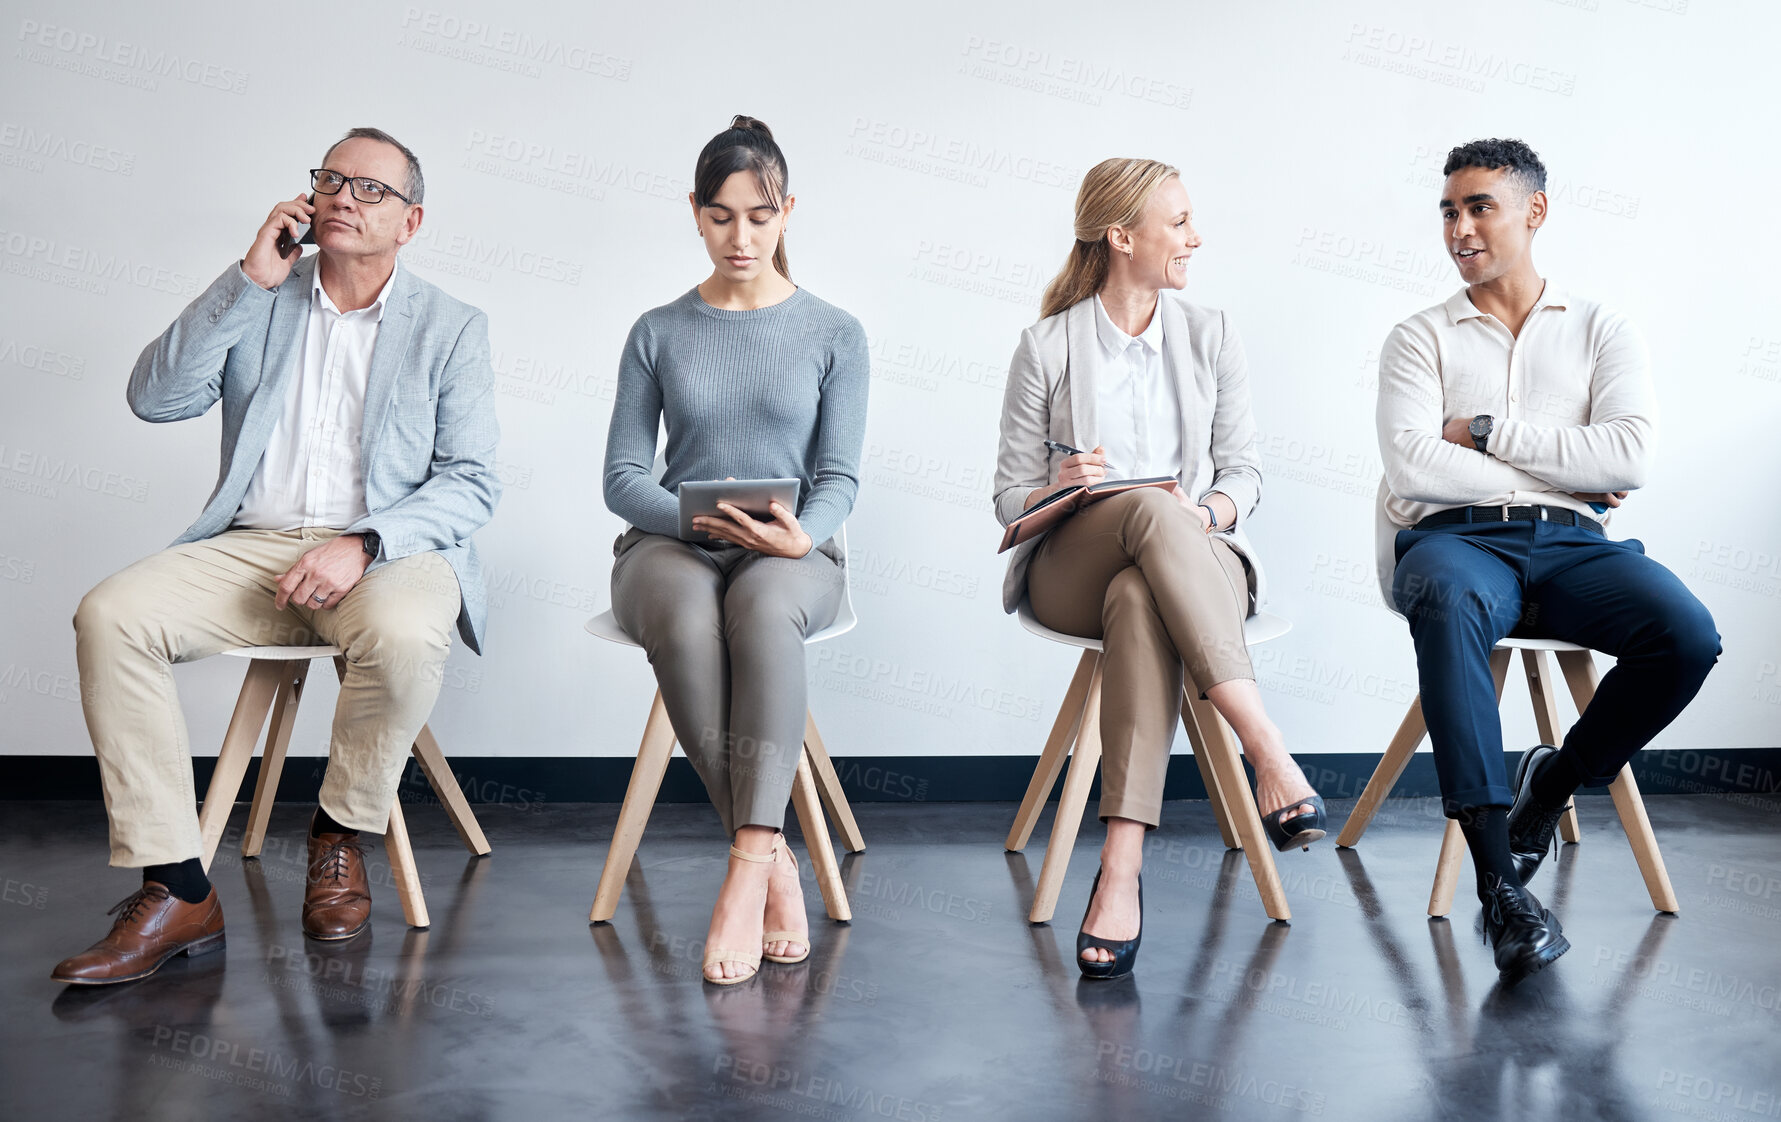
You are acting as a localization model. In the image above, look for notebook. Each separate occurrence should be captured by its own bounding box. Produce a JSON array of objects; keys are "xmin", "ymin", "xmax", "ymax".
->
[{"xmin": 997, "ymin": 477, "xmax": 1181, "ymax": 553}]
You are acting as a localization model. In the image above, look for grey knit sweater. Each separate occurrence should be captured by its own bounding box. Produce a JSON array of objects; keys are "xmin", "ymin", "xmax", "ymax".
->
[{"xmin": 603, "ymin": 286, "xmax": 870, "ymax": 548}]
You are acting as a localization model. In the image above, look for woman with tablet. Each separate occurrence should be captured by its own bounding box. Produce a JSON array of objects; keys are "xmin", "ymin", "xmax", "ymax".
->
[
  {"xmin": 603, "ymin": 116, "xmax": 868, "ymax": 985},
  {"xmin": 992, "ymin": 158, "xmax": 1324, "ymax": 979}
]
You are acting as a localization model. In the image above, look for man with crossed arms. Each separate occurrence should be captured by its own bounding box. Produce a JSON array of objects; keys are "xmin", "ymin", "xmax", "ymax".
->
[
  {"xmin": 54, "ymin": 128, "xmax": 501, "ymax": 984},
  {"xmin": 1376, "ymin": 138, "xmax": 1719, "ymax": 977}
]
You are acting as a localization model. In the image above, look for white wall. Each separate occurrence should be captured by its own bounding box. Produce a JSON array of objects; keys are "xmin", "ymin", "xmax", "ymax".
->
[{"xmin": 4, "ymin": 0, "xmax": 1777, "ymax": 768}]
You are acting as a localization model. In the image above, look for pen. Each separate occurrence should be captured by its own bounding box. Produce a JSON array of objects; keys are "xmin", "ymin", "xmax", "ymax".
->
[{"xmin": 1044, "ymin": 439, "xmax": 1117, "ymax": 472}]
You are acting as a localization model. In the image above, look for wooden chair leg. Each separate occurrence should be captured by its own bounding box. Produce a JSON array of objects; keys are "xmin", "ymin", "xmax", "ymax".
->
[
  {"xmin": 1558, "ymin": 802, "xmax": 1583, "ymax": 844},
  {"xmin": 1006, "ymin": 651, "xmax": 1098, "ymax": 853},
  {"xmin": 410, "ymin": 724, "xmax": 492, "ymax": 856},
  {"xmin": 1422, "ymin": 648, "xmax": 1513, "ymax": 914},
  {"xmin": 242, "ymin": 661, "xmax": 309, "ymax": 858},
  {"xmin": 383, "ymin": 798, "xmax": 430, "ymax": 929},
  {"xmin": 1522, "ymin": 649, "xmax": 1563, "ymax": 746},
  {"xmin": 1429, "ymin": 818, "xmax": 1466, "ymax": 918},
  {"xmin": 1336, "ymin": 696, "xmax": 1428, "ymax": 847},
  {"xmin": 1521, "ymin": 649, "xmax": 1582, "ymax": 842},
  {"xmin": 792, "ymin": 749, "xmax": 850, "ymax": 922},
  {"xmin": 198, "ymin": 659, "xmax": 283, "ymax": 870},
  {"xmin": 1028, "ymin": 658, "xmax": 1105, "ymax": 924},
  {"xmin": 1185, "ymin": 693, "xmax": 1239, "ymax": 850},
  {"xmin": 589, "ymin": 690, "xmax": 677, "ymax": 923},
  {"xmin": 1607, "ymin": 764, "xmax": 1679, "ymax": 914},
  {"xmin": 1555, "ymin": 649, "xmax": 1610, "ymax": 845},
  {"xmin": 802, "ymin": 711, "xmax": 865, "ymax": 854},
  {"xmin": 1185, "ymin": 693, "xmax": 1290, "ymax": 922},
  {"xmin": 330, "ymin": 653, "xmax": 492, "ymax": 857}
]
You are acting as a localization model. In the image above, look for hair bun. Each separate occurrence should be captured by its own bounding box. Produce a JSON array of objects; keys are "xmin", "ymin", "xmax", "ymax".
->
[{"xmin": 729, "ymin": 115, "xmax": 774, "ymax": 139}]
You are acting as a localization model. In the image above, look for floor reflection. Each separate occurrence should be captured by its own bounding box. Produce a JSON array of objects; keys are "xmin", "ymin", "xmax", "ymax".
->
[{"xmin": 1338, "ymin": 844, "xmax": 1674, "ymax": 1121}]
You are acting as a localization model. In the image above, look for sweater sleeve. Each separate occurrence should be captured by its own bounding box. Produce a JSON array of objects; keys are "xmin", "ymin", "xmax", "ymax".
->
[
  {"xmin": 795, "ymin": 316, "xmax": 870, "ymax": 549},
  {"xmin": 1487, "ymin": 313, "xmax": 1655, "ymax": 492},
  {"xmin": 602, "ymin": 316, "xmax": 680, "ymax": 535},
  {"xmin": 1376, "ymin": 319, "xmax": 1558, "ymax": 504}
]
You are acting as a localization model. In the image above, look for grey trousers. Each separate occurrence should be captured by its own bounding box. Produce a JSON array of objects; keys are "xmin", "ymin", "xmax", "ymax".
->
[{"xmin": 610, "ymin": 529, "xmax": 846, "ymax": 834}]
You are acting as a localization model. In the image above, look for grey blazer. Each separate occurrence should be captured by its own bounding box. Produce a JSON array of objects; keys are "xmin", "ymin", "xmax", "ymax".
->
[
  {"xmin": 992, "ymin": 292, "xmax": 1266, "ymax": 614},
  {"xmin": 127, "ymin": 256, "xmax": 502, "ymax": 653}
]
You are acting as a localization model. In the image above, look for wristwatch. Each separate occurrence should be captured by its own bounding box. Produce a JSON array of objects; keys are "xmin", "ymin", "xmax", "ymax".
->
[
  {"xmin": 1469, "ymin": 414, "xmax": 1494, "ymax": 453},
  {"xmin": 360, "ymin": 529, "xmax": 381, "ymax": 560}
]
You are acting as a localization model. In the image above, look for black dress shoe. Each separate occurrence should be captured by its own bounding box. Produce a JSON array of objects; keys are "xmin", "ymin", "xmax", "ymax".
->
[
  {"xmin": 1508, "ymin": 744, "xmax": 1571, "ymax": 886},
  {"xmin": 1479, "ymin": 873, "xmax": 1569, "ymax": 978},
  {"xmin": 1077, "ymin": 869, "xmax": 1142, "ymax": 980}
]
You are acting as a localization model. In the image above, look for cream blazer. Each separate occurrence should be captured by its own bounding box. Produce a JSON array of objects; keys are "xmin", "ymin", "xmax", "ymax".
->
[{"xmin": 992, "ymin": 292, "xmax": 1266, "ymax": 614}]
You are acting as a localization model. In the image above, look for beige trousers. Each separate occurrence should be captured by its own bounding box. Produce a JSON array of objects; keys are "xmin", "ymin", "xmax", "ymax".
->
[
  {"xmin": 1027, "ymin": 489, "xmax": 1252, "ymax": 828},
  {"xmin": 73, "ymin": 528, "xmax": 462, "ymax": 866}
]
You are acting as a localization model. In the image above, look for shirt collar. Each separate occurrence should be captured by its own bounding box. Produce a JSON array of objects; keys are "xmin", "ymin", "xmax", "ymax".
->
[
  {"xmin": 1093, "ymin": 293, "xmax": 1164, "ymax": 359},
  {"xmin": 1444, "ymin": 279, "xmax": 1569, "ymax": 325},
  {"xmin": 311, "ymin": 257, "xmax": 399, "ymax": 322}
]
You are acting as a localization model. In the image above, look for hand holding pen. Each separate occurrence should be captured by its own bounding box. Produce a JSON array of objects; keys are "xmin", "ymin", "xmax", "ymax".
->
[{"xmin": 1045, "ymin": 439, "xmax": 1114, "ymax": 487}]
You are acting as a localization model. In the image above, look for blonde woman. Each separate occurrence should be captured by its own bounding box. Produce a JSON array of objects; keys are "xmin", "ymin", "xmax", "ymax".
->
[{"xmin": 993, "ymin": 158, "xmax": 1322, "ymax": 979}]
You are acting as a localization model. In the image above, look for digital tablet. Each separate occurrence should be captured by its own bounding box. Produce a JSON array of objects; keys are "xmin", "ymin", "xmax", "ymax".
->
[{"xmin": 677, "ymin": 478, "xmax": 802, "ymax": 542}]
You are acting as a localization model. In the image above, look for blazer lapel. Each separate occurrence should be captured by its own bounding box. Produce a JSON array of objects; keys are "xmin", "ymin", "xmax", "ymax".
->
[
  {"xmin": 1159, "ymin": 295, "xmax": 1195, "ymax": 464},
  {"xmin": 239, "ymin": 256, "xmax": 316, "ymax": 450},
  {"xmin": 1064, "ymin": 297, "xmax": 1099, "ymax": 449},
  {"xmin": 359, "ymin": 269, "xmax": 418, "ymax": 468}
]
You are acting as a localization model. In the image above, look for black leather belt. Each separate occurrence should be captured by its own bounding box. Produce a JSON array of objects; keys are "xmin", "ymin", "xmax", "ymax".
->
[{"xmin": 1413, "ymin": 505, "xmax": 1604, "ymax": 535}]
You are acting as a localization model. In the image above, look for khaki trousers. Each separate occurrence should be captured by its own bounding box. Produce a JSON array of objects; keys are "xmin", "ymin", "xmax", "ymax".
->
[
  {"xmin": 610, "ymin": 529, "xmax": 845, "ymax": 835},
  {"xmin": 1027, "ymin": 489, "xmax": 1252, "ymax": 828},
  {"xmin": 73, "ymin": 528, "xmax": 462, "ymax": 866}
]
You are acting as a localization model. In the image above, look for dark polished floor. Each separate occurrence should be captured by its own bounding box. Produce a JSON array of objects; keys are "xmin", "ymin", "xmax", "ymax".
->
[{"xmin": 3, "ymin": 794, "xmax": 1779, "ymax": 1122}]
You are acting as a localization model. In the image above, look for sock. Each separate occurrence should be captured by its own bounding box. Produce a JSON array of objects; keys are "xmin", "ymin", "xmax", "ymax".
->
[
  {"xmin": 1455, "ymin": 806, "xmax": 1519, "ymax": 896},
  {"xmin": 311, "ymin": 806, "xmax": 358, "ymax": 838},
  {"xmin": 1529, "ymin": 746, "xmax": 1587, "ymax": 810},
  {"xmin": 143, "ymin": 858, "xmax": 211, "ymax": 904}
]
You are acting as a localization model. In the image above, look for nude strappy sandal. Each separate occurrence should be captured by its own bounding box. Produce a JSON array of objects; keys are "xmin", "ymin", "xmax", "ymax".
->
[
  {"xmin": 762, "ymin": 834, "xmax": 810, "ymax": 965},
  {"xmin": 703, "ymin": 844, "xmax": 772, "ymax": 986}
]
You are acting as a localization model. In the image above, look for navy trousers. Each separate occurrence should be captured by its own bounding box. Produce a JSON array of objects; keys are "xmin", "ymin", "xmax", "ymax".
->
[{"xmin": 1392, "ymin": 515, "xmax": 1720, "ymax": 816}]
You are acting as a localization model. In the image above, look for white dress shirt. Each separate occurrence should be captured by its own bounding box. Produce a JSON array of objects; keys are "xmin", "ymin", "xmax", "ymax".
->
[
  {"xmin": 1092, "ymin": 294, "xmax": 1184, "ymax": 480},
  {"xmin": 1376, "ymin": 281, "xmax": 1655, "ymax": 532},
  {"xmin": 234, "ymin": 260, "xmax": 399, "ymax": 531}
]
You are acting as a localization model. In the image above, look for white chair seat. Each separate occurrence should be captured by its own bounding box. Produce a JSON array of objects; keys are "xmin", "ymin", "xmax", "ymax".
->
[
  {"xmin": 1016, "ymin": 600, "xmax": 1291, "ymax": 651},
  {"xmin": 221, "ymin": 644, "xmax": 343, "ymax": 660},
  {"xmin": 1383, "ymin": 601, "xmax": 1587, "ymax": 654},
  {"xmin": 585, "ymin": 609, "xmax": 855, "ymax": 648},
  {"xmin": 1493, "ymin": 635, "xmax": 1588, "ymax": 652},
  {"xmin": 586, "ymin": 526, "xmax": 858, "ymax": 649}
]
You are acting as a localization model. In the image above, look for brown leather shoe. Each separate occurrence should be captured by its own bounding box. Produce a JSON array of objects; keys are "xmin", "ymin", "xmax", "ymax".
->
[
  {"xmin": 303, "ymin": 831, "xmax": 372, "ymax": 940},
  {"xmin": 51, "ymin": 883, "xmax": 225, "ymax": 985}
]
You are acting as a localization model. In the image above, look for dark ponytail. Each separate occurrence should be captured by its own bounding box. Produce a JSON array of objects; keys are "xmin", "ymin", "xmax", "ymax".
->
[{"xmin": 693, "ymin": 115, "xmax": 792, "ymax": 281}]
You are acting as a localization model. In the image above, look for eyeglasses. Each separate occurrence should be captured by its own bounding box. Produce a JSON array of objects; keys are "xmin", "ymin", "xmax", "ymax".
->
[{"xmin": 310, "ymin": 168, "xmax": 410, "ymax": 205}]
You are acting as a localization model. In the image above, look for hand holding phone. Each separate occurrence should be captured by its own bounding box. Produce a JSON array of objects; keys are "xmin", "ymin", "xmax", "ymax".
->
[
  {"xmin": 277, "ymin": 192, "xmax": 317, "ymax": 257},
  {"xmin": 242, "ymin": 193, "xmax": 315, "ymax": 291}
]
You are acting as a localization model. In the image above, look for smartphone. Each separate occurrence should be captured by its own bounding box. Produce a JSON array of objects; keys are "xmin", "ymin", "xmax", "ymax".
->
[{"xmin": 277, "ymin": 194, "xmax": 317, "ymax": 256}]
